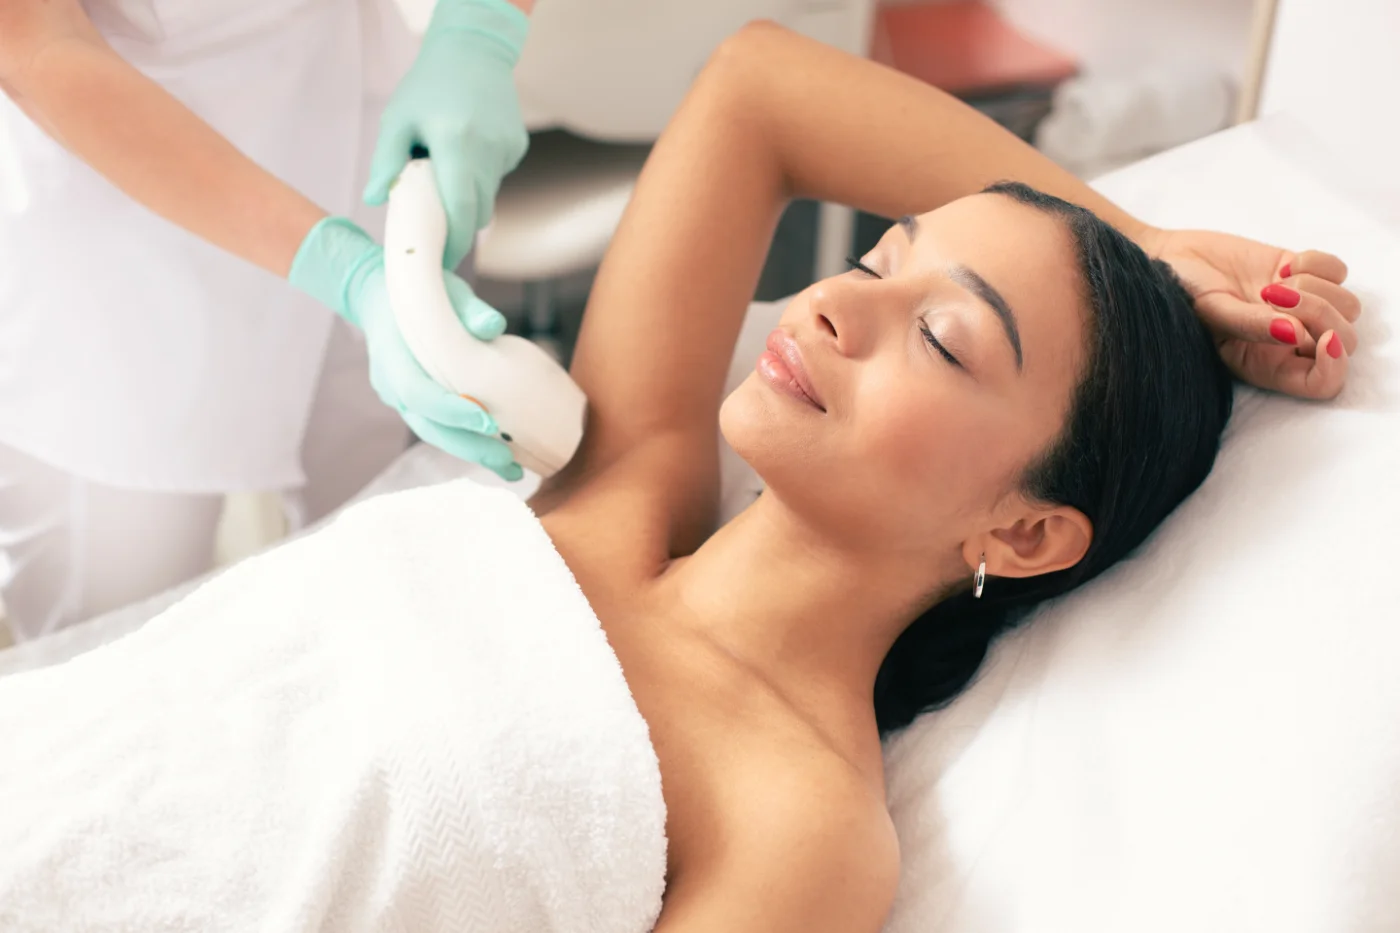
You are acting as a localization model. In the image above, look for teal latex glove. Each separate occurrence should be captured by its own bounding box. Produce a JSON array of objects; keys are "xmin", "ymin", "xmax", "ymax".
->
[
  {"xmin": 290, "ymin": 217, "xmax": 524, "ymax": 481},
  {"xmin": 364, "ymin": 0, "xmax": 530, "ymax": 270}
]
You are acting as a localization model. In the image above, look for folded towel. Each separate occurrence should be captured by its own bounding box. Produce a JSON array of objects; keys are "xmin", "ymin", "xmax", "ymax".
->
[{"xmin": 0, "ymin": 479, "xmax": 667, "ymax": 933}]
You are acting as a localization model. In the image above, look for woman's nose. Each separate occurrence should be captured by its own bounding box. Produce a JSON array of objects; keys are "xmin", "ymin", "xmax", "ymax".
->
[{"xmin": 806, "ymin": 276, "xmax": 883, "ymax": 358}]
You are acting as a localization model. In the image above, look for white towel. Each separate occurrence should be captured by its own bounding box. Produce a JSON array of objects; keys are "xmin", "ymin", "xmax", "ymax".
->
[{"xmin": 0, "ymin": 479, "xmax": 667, "ymax": 933}]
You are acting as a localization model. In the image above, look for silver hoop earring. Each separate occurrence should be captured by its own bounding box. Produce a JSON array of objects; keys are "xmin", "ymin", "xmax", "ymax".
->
[{"xmin": 973, "ymin": 554, "xmax": 986, "ymax": 599}]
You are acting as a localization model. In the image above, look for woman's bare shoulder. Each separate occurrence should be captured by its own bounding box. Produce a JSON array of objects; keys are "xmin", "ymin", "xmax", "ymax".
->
[
  {"xmin": 661, "ymin": 741, "xmax": 901, "ymax": 933},
  {"xmin": 729, "ymin": 746, "xmax": 899, "ymax": 872}
]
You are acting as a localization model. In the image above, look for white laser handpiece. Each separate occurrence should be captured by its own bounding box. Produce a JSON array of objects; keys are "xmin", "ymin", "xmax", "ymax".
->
[{"xmin": 384, "ymin": 159, "xmax": 586, "ymax": 478}]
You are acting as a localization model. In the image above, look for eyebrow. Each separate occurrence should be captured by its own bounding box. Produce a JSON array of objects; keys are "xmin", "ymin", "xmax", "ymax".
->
[{"xmin": 898, "ymin": 214, "xmax": 1024, "ymax": 372}]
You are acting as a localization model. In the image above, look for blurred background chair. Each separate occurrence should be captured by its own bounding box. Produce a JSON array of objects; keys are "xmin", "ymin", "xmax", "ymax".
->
[{"xmin": 473, "ymin": 132, "xmax": 649, "ymax": 359}]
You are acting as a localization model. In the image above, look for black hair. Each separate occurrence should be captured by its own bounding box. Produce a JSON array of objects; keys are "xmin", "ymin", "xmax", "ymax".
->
[{"xmin": 872, "ymin": 181, "xmax": 1234, "ymax": 735}]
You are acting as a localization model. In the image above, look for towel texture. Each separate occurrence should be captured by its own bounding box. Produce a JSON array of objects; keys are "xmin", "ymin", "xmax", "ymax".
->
[{"xmin": 0, "ymin": 479, "xmax": 667, "ymax": 933}]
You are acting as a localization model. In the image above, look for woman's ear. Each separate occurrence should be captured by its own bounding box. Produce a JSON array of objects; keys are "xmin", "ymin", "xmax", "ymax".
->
[{"xmin": 962, "ymin": 506, "xmax": 1092, "ymax": 581}]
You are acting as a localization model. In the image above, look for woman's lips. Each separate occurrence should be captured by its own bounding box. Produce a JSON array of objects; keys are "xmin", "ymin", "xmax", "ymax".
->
[{"xmin": 757, "ymin": 329, "xmax": 825, "ymax": 411}]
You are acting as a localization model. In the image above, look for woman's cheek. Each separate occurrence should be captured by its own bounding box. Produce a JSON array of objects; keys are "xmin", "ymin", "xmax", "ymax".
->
[
  {"xmin": 854, "ymin": 385, "xmax": 958, "ymax": 482},
  {"xmin": 868, "ymin": 387, "xmax": 1025, "ymax": 502}
]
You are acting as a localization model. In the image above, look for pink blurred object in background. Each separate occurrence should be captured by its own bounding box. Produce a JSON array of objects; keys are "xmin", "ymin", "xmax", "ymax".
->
[{"xmin": 872, "ymin": 0, "xmax": 1078, "ymax": 96}]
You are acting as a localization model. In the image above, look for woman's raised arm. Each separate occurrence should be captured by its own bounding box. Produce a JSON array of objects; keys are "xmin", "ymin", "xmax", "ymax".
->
[
  {"xmin": 560, "ymin": 22, "xmax": 1154, "ymax": 511},
  {"xmin": 564, "ymin": 21, "xmax": 1359, "ymax": 516}
]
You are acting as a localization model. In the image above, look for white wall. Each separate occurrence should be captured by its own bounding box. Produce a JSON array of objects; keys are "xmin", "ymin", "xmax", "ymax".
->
[
  {"xmin": 1259, "ymin": 0, "xmax": 1399, "ymax": 177},
  {"xmin": 990, "ymin": 0, "xmax": 1256, "ymax": 83},
  {"xmin": 1255, "ymin": 0, "xmax": 1400, "ymax": 231}
]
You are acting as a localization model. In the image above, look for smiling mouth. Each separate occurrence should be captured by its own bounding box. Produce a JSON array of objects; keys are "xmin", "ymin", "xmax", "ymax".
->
[{"xmin": 759, "ymin": 329, "xmax": 826, "ymax": 412}]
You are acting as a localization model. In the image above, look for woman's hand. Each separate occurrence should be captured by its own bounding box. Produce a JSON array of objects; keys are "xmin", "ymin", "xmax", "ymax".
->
[{"xmin": 1140, "ymin": 227, "xmax": 1361, "ymax": 399}]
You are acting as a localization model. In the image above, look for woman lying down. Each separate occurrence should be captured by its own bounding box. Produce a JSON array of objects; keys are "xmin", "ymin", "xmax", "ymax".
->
[{"xmin": 0, "ymin": 22, "xmax": 1361, "ymax": 933}]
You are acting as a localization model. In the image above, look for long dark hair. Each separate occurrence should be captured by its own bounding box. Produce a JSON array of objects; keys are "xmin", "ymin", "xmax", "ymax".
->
[{"xmin": 873, "ymin": 182, "xmax": 1235, "ymax": 734}]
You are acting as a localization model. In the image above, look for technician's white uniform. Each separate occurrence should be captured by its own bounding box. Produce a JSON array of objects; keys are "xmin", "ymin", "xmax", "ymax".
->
[{"xmin": 0, "ymin": 0, "xmax": 419, "ymax": 640}]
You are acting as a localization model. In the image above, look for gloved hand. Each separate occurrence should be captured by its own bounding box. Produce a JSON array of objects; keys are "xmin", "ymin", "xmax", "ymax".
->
[
  {"xmin": 363, "ymin": 0, "xmax": 530, "ymax": 271},
  {"xmin": 289, "ymin": 217, "xmax": 523, "ymax": 481}
]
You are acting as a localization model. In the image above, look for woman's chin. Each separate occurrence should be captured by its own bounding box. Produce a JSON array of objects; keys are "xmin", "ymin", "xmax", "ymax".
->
[
  {"xmin": 720, "ymin": 377, "xmax": 785, "ymax": 469},
  {"xmin": 720, "ymin": 377, "xmax": 821, "ymax": 496},
  {"xmin": 721, "ymin": 380, "xmax": 888, "ymax": 544}
]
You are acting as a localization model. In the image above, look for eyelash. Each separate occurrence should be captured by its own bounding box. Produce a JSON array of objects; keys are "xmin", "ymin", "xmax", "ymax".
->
[
  {"xmin": 919, "ymin": 321, "xmax": 962, "ymax": 368},
  {"xmin": 845, "ymin": 256, "xmax": 962, "ymax": 368},
  {"xmin": 845, "ymin": 255, "xmax": 880, "ymax": 278}
]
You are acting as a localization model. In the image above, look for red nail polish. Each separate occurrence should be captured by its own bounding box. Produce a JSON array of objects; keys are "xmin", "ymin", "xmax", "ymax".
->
[
  {"xmin": 1327, "ymin": 334, "xmax": 1343, "ymax": 359},
  {"xmin": 1279, "ymin": 263, "xmax": 1292, "ymax": 279},
  {"xmin": 1261, "ymin": 283, "xmax": 1301, "ymax": 308},
  {"xmin": 1269, "ymin": 319, "xmax": 1297, "ymax": 345}
]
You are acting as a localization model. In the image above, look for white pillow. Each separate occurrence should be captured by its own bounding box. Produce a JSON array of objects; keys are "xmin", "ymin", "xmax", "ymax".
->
[{"xmin": 876, "ymin": 118, "xmax": 1400, "ymax": 933}]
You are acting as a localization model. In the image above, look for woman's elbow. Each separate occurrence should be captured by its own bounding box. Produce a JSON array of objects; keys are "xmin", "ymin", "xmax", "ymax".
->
[
  {"xmin": 706, "ymin": 19, "xmax": 789, "ymax": 77},
  {"xmin": 690, "ymin": 20, "xmax": 790, "ymax": 118}
]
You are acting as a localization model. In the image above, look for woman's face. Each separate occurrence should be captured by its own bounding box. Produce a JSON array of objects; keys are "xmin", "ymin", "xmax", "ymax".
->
[{"xmin": 721, "ymin": 193, "xmax": 1090, "ymax": 568}]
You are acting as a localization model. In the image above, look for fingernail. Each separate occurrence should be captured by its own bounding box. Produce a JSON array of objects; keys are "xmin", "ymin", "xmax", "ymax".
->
[
  {"xmin": 1269, "ymin": 318, "xmax": 1297, "ymax": 345},
  {"xmin": 1327, "ymin": 333, "xmax": 1343, "ymax": 359},
  {"xmin": 1261, "ymin": 284, "xmax": 1301, "ymax": 308},
  {"xmin": 1279, "ymin": 262, "xmax": 1292, "ymax": 279}
]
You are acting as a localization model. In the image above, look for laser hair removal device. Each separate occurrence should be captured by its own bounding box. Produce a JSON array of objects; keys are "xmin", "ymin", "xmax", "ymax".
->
[{"xmin": 384, "ymin": 159, "xmax": 587, "ymax": 478}]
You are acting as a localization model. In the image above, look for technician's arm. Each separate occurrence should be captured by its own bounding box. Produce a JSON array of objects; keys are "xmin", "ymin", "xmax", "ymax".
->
[
  {"xmin": 0, "ymin": 0, "xmax": 325, "ymax": 276},
  {"xmin": 0, "ymin": 0, "xmax": 523, "ymax": 476}
]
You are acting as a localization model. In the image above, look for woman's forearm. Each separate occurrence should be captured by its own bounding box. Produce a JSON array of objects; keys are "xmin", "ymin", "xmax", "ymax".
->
[
  {"xmin": 4, "ymin": 34, "xmax": 326, "ymax": 278},
  {"xmin": 731, "ymin": 23, "xmax": 1155, "ymax": 247}
]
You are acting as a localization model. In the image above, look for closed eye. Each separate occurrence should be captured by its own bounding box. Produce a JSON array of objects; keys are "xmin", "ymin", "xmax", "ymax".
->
[
  {"xmin": 919, "ymin": 321, "xmax": 962, "ymax": 368},
  {"xmin": 846, "ymin": 255, "xmax": 881, "ymax": 278},
  {"xmin": 848, "ymin": 256, "xmax": 961, "ymax": 368}
]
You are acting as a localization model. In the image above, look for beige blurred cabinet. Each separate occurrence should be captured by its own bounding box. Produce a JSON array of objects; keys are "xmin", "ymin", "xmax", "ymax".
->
[
  {"xmin": 510, "ymin": 0, "xmax": 878, "ymax": 284},
  {"xmin": 391, "ymin": 0, "xmax": 877, "ymax": 141}
]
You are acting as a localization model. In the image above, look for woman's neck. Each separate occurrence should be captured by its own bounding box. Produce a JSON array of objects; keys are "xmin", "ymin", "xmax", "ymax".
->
[{"xmin": 663, "ymin": 492, "xmax": 945, "ymax": 732}]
